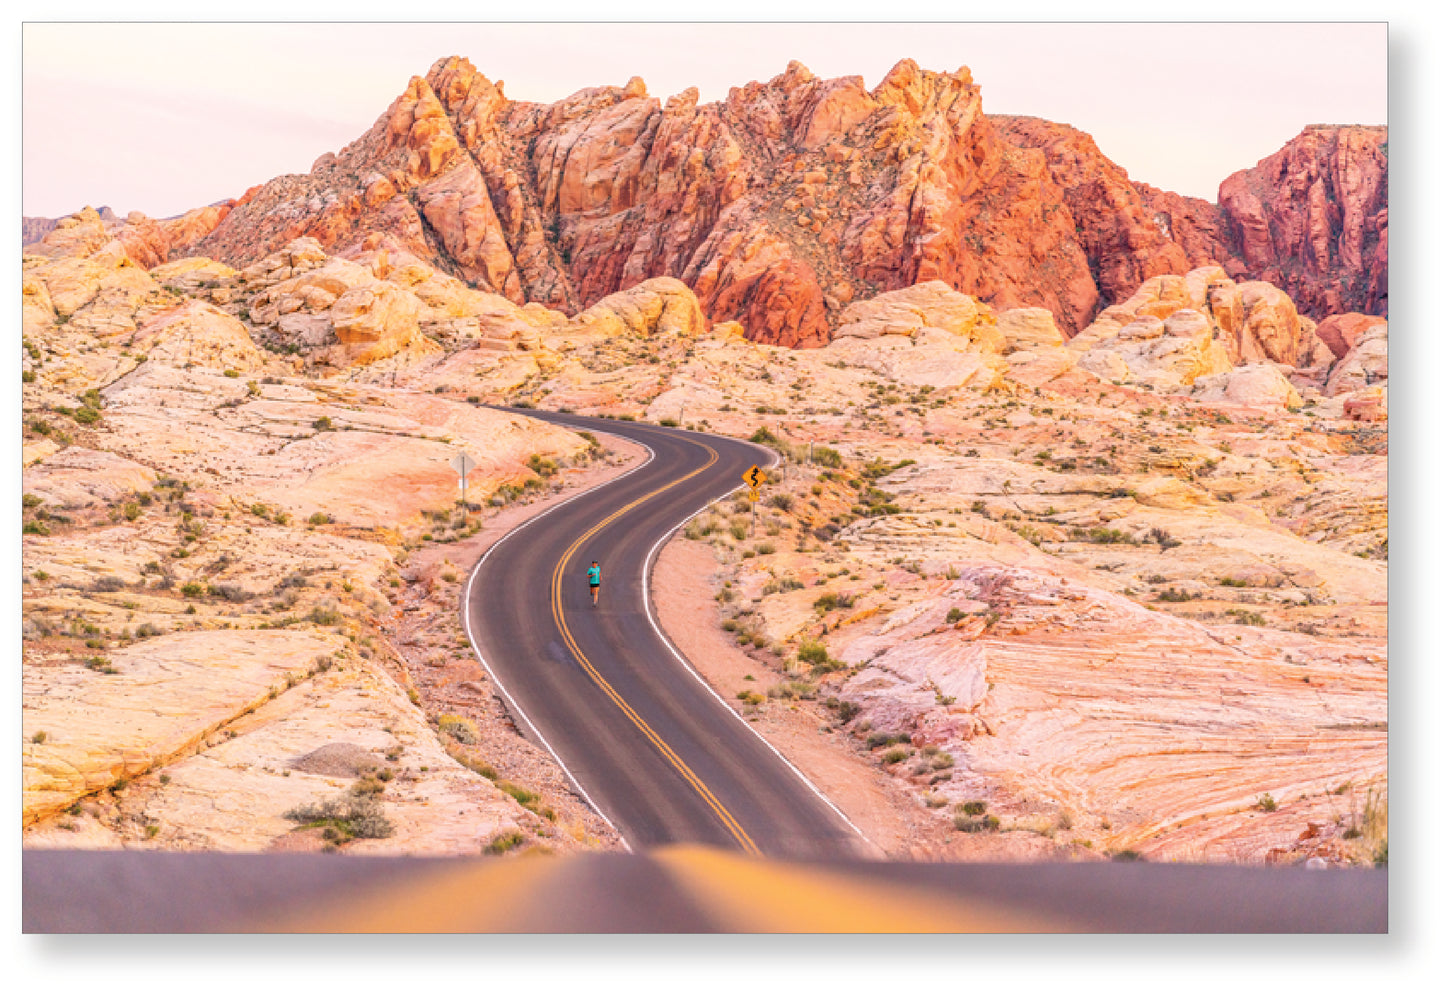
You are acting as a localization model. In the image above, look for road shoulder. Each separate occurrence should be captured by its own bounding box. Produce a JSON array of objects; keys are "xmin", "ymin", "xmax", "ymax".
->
[
  {"xmin": 652, "ymin": 534, "xmax": 956, "ymax": 860},
  {"xmin": 393, "ymin": 434, "xmax": 651, "ymax": 852}
]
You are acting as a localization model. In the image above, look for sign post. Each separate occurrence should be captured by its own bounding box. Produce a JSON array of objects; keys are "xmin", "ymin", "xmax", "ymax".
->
[
  {"xmin": 451, "ymin": 451, "xmax": 478, "ymax": 507},
  {"xmin": 743, "ymin": 464, "xmax": 763, "ymax": 537}
]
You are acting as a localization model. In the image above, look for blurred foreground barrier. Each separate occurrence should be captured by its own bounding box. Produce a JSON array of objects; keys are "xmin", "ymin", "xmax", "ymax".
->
[{"xmin": 23, "ymin": 845, "xmax": 1386, "ymax": 933}]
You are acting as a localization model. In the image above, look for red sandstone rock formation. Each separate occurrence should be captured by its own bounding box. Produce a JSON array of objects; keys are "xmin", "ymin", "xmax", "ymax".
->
[
  {"xmin": 1217, "ymin": 125, "xmax": 1387, "ymax": 318},
  {"xmin": 161, "ymin": 57, "xmax": 1383, "ymax": 345},
  {"xmin": 992, "ymin": 117, "xmax": 1233, "ymax": 313}
]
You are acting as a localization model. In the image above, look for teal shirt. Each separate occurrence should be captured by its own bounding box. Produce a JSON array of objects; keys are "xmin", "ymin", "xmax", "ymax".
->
[{"xmin": 587, "ymin": 565, "xmax": 601, "ymax": 586}]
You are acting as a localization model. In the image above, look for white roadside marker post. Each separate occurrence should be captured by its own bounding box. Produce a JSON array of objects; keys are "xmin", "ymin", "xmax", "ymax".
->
[{"xmin": 451, "ymin": 451, "xmax": 478, "ymax": 509}]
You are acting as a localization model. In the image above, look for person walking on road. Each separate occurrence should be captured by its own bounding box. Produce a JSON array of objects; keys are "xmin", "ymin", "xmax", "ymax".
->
[{"xmin": 586, "ymin": 560, "xmax": 601, "ymax": 607}]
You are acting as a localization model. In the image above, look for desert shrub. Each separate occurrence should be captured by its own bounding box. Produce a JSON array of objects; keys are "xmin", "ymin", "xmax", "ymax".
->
[
  {"xmin": 1087, "ymin": 528, "xmax": 1136, "ymax": 545},
  {"xmin": 1149, "ymin": 527, "xmax": 1182, "ymax": 550},
  {"xmin": 767, "ymin": 680, "xmax": 817, "ymax": 701},
  {"xmin": 812, "ymin": 446, "xmax": 843, "ymax": 469},
  {"xmin": 946, "ymin": 607, "xmax": 966, "ymax": 624},
  {"xmin": 1155, "ymin": 588, "xmax": 1198, "ymax": 602},
  {"xmin": 959, "ymin": 801, "xmax": 988, "ymax": 816},
  {"xmin": 797, "ymin": 638, "xmax": 838, "ymax": 671},
  {"xmin": 486, "ymin": 831, "xmax": 525, "ymax": 855},
  {"xmin": 283, "ymin": 794, "xmax": 394, "ymax": 843},
  {"xmin": 1256, "ymin": 793, "xmax": 1278, "ymax": 812},
  {"xmin": 823, "ymin": 697, "xmax": 861, "ymax": 722},
  {"xmin": 881, "ymin": 746, "xmax": 910, "ymax": 765},
  {"xmin": 495, "ymin": 780, "xmax": 549, "ymax": 819},
  {"xmin": 866, "ymin": 732, "xmax": 911, "ymax": 750},
  {"xmin": 312, "ymin": 416, "xmax": 333, "ymax": 431},
  {"xmin": 209, "ymin": 583, "xmax": 252, "ymax": 602},
  {"xmin": 83, "ymin": 656, "xmax": 117, "ymax": 674},
  {"xmin": 446, "ymin": 743, "xmax": 498, "ymax": 781},
  {"xmin": 307, "ymin": 598, "xmax": 342, "ymax": 625},
  {"xmin": 180, "ymin": 581, "xmax": 206, "ymax": 598},
  {"xmin": 954, "ymin": 813, "xmax": 1001, "ymax": 833},
  {"xmin": 91, "ymin": 575, "xmax": 127, "ymax": 593},
  {"xmin": 350, "ymin": 774, "xmax": 386, "ymax": 797},
  {"xmin": 438, "ymin": 713, "xmax": 479, "ymax": 745},
  {"xmin": 769, "ymin": 493, "xmax": 794, "ymax": 512},
  {"xmin": 308, "ymin": 512, "xmax": 332, "ymax": 525}
]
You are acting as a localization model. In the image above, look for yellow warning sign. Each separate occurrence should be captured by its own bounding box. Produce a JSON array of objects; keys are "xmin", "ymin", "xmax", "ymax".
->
[{"xmin": 743, "ymin": 465, "xmax": 764, "ymax": 489}]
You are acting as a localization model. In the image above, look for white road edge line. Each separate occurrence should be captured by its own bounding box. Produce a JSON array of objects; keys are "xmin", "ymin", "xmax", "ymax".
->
[
  {"xmin": 460, "ymin": 426, "xmax": 656, "ymax": 854},
  {"xmin": 640, "ymin": 444, "xmax": 879, "ymax": 853}
]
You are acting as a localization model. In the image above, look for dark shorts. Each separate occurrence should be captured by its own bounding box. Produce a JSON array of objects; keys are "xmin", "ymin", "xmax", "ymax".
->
[{"xmin": 589, "ymin": 582, "xmax": 600, "ymax": 589}]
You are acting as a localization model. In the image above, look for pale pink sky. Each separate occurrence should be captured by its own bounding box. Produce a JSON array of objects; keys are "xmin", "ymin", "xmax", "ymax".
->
[{"xmin": 23, "ymin": 21, "xmax": 1387, "ymax": 219}]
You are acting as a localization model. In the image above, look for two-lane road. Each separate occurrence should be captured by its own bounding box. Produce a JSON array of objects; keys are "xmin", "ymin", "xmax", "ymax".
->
[{"xmin": 464, "ymin": 411, "xmax": 868, "ymax": 858}]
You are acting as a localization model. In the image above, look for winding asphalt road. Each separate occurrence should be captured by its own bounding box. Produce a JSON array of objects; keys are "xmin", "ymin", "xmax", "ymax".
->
[{"xmin": 464, "ymin": 410, "xmax": 869, "ymax": 858}]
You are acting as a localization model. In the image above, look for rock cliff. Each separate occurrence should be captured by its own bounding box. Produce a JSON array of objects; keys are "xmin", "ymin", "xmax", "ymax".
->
[
  {"xmin": 1217, "ymin": 125, "xmax": 1387, "ymax": 317},
  {"xmin": 137, "ymin": 57, "xmax": 1382, "ymax": 345}
]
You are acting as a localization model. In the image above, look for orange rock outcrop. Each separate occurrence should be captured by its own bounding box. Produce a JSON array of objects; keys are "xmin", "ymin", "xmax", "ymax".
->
[
  {"xmin": 132, "ymin": 57, "xmax": 1386, "ymax": 345},
  {"xmin": 1217, "ymin": 126, "xmax": 1387, "ymax": 318}
]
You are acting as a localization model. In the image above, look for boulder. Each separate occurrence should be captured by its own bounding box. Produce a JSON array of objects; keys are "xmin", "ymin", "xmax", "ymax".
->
[
  {"xmin": 996, "ymin": 307, "xmax": 1066, "ymax": 353},
  {"xmin": 1191, "ymin": 362, "xmax": 1303, "ymax": 409},
  {"xmin": 832, "ymin": 281, "xmax": 998, "ymax": 350},
  {"xmin": 1314, "ymin": 313, "xmax": 1386, "ymax": 361},
  {"xmin": 329, "ymin": 282, "xmax": 432, "ymax": 364},
  {"xmin": 1343, "ymin": 385, "xmax": 1387, "ymax": 422},
  {"xmin": 568, "ymin": 277, "xmax": 708, "ymax": 337},
  {"xmin": 1323, "ymin": 323, "xmax": 1388, "ymax": 397},
  {"xmin": 127, "ymin": 299, "xmax": 268, "ymax": 372}
]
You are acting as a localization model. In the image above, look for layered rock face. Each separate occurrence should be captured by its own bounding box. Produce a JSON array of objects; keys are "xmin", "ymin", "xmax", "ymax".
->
[
  {"xmin": 189, "ymin": 56, "xmax": 1099, "ymax": 344},
  {"xmin": 999, "ymin": 118, "xmax": 1388, "ymax": 322},
  {"xmin": 163, "ymin": 56, "xmax": 1381, "ymax": 346},
  {"xmin": 1217, "ymin": 126, "xmax": 1387, "ymax": 317},
  {"xmin": 993, "ymin": 118, "xmax": 1242, "ymax": 309}
]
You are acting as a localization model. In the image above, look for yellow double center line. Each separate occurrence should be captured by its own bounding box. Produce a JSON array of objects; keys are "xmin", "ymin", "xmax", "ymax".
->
[{"xmin": 549, "ymin": 433, "xmax": 761, "ymax": 856}]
